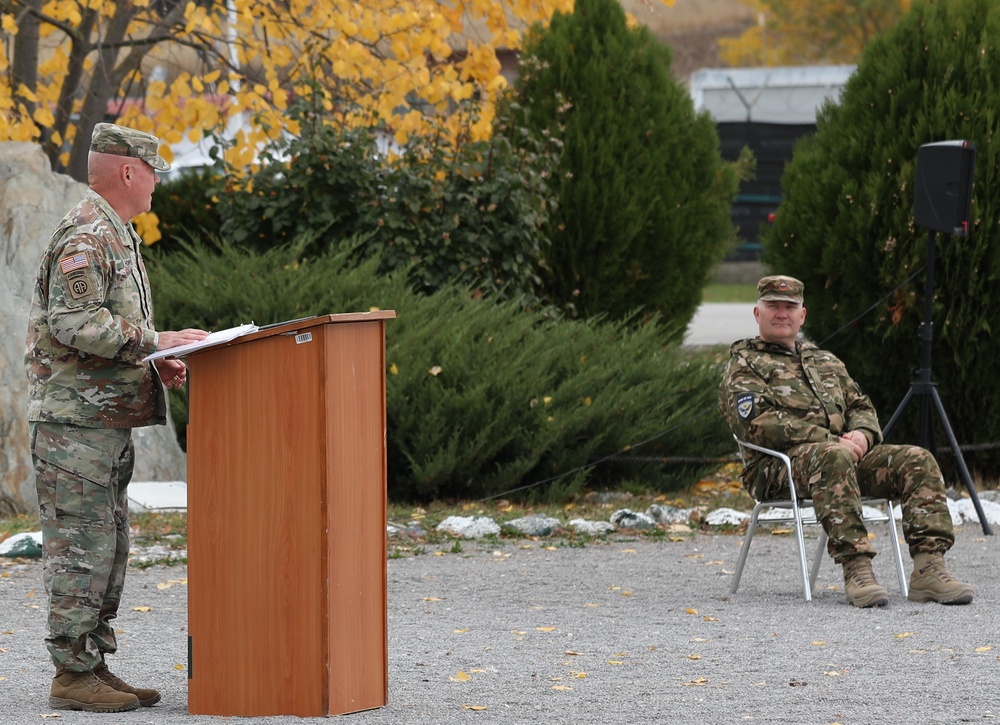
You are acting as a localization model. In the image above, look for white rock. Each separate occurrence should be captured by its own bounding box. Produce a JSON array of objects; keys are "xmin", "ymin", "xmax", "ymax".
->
[
  {"xmin": 610, "ymin": 509, "xmax": 657, "ymax": 530},
  {"xmin": 646, "ymin": 504, "xmax": 697, "ymax": 524},
  {"xmin": 568, "ymin": 519, "xmax": 616, "ymax": 536},
  {"xmin": 436, "ymin": 515, "xmax": 500, "ymax": 538},
  {"xmin": 947, "ymin": 497, "xmax": 1000, "ymax": 527},
  {"xmin": 704, "ymin": 508, "xmax": 748, "ymax": 526},
  {"xmin": 503, "ymin": 515, "xmax": 560, "ymax": 537}
]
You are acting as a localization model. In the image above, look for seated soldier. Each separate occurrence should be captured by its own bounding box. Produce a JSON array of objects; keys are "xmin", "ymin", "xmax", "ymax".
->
[{"xmin": 718, "ymin": 275, "xmax": 973, "ymax": 608}]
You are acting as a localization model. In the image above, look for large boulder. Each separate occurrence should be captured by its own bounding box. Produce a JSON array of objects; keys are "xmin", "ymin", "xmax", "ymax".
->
[{"xmin": 0, "ymin": 143, "xmax": 186, "ymax": 516}]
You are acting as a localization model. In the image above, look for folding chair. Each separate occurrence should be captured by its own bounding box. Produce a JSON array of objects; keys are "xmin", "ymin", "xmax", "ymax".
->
[{"xmin": 730, "ymin": 436, "xmax": 909, "ymax": 601}]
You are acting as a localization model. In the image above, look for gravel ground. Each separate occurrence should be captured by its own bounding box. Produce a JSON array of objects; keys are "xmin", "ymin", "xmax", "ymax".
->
[{"xmin": 1, "ymin": 524, "xmax": 997, "ymax": 724}]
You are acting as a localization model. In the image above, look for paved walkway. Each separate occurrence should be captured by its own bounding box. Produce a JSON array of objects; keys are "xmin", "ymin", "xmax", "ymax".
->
[
  {"xmin": 1, "ymin": 526, "xmax": 997, "ymax": 724},
  {"xmin": 684, "ymin": 302, "xmax": 757, "ymax": 347}
]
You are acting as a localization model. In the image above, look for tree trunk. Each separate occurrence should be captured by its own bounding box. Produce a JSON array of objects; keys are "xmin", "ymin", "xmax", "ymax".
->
[{"xmin": 10, "ymin": 0, "xmax": 41, "ymax": 120}]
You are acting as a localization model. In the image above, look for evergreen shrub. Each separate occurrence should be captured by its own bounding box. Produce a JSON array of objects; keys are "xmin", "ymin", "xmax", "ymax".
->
[
  {"xmin": 148, "ymin": 241, "xmax": 732, "ymax": 501},
  {"xmin": 762, "ymin": 0, "xmax": 1000, "ymax": 476},
  {"xmin": 150, "ymin": 167, "xmax": 223, "ymax": 250},
  {"xmin": 509, "ymin": 0, "xmax": 744, "ymax": 331}
]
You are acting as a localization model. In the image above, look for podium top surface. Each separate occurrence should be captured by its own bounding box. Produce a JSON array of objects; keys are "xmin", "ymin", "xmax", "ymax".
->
[
  {"xmin": 182, "ymin": 311, "xmax": 396, "ymax": 360},
  {"xmin": 249, "ymin": 311, "xmax": 396, "ymax": 337}
]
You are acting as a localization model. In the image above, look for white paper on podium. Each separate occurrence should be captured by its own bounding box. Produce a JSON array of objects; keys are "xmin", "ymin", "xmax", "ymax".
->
[{"xmin": 144, "ymin": 323, "xmax": 258, "ymax": 362}]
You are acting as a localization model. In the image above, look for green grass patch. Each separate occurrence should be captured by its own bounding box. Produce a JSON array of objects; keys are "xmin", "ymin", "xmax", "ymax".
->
[
  {"xmin": 0, "ymin": 514, "xmax": 40, "ymax": 541},
  {"xmin": 130, "ymin": 512, "xmax": 188, "ymax": 551},
  {"xmin": 702, "ymin": 283, "xmax": 757, "ymax": 303}
]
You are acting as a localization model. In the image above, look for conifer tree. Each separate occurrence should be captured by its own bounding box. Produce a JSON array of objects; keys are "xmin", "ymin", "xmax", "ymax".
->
[
  {"xmin": 763, "ymin": 0, "xmax": 1000, "ymax": 473},
  {"xmin": 509, "ymin": 0, "xmax": 741, "ymax": 330}
]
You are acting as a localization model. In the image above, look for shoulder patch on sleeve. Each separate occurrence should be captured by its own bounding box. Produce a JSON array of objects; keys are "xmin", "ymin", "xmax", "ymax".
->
[{"xmin": 737, "ymin": 393, "xmax": 755, "ymax": 420}]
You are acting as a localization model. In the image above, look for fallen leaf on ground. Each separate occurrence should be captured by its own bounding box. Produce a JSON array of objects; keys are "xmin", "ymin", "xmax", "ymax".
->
[
  {"xmin": 461, "ymin": 704, "xmax": 487, "ymax": 711},
  {"xmin": 681, "ymin": 677, "xmax": 709, "ymax": 687},
  {"xmin": 132, "ymin": 606, "xmax": 152, "ymax": 612},
  {"xmin": 449, "ymin": 671, "xmax": 471, "ymax": 682}
]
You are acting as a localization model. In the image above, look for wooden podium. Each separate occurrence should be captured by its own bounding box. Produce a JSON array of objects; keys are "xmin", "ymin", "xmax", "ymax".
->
[{"xmin": 184, "ymin": 312, "xmax": 394, "ymax": 716}]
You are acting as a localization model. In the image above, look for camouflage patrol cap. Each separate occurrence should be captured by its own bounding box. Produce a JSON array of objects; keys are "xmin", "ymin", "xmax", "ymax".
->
[
  {"xmin": 757, "ymin": 275, "xmax": 804, "ymax": 303},
  {"xmin": 90, "ymin": 122, "xmax": 171, "ymax": 171}
]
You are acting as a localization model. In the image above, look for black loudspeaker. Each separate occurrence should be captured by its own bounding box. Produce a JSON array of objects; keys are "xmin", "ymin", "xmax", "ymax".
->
[{"xmin": 913, "ymin": 140, "xmax": 976, "ymax": 236}]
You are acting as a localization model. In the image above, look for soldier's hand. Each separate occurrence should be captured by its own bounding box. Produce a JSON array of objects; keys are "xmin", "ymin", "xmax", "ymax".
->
[
  {"xmin": 840, "ymin": 431, "xmax": 869, "ymax": 462},
  {"xmin": 156, "ymin": 358, "xmax": 189, "ymax": 389},
  {"xmin": 157, "ymin": 328, "xmax": 209, "ymax": 351}
]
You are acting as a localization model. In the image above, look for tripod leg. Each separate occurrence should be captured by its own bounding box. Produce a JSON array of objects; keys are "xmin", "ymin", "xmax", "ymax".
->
[
  {"xmin": 881, "ymin": 386, "xmax": 916, "ymax": 439},
  {"xmin": 929, "ymin": 387, "xmax": 994, "ymax": 536}
]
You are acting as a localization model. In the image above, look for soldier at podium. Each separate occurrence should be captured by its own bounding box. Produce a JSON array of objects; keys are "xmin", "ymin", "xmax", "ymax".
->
[{"xmin": 24, "ymin": 123, "xmax": 209, "ymax": 712}]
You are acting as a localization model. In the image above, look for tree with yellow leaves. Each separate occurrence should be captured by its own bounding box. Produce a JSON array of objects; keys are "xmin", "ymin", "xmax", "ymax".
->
[
  {"xmin": 1, "ymin": 0, "xmax": 674, "ymax": 184},
  {"xmin": 719, "ymin": 0, "xmax": 910, "ymax": 67}
]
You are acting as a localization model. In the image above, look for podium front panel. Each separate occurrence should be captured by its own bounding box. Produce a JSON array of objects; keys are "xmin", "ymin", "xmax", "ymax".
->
[{"xmin": 186, "ymin": 316, "xmax": 390, "ymax": 716}]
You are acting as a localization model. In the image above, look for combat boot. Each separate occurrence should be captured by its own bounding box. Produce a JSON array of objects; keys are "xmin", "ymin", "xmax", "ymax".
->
[
  {"xmin": 908, "ymin": 552, "xmax": 974, "ymax": 605},
  {"xmin": 94, "ymin": 661, "xmax": 162, "ymax": 707},
  {"xmin": 49, "ymin": 668, "xmax": 140, "ymax": 712},
  {"xmin": 842, "ymin": 556, "xmax": 889, "ymax": 608}
]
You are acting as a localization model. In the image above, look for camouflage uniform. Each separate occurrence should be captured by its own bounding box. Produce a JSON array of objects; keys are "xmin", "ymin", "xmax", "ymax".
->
[
  {"xmin": 25, "ymin": 153, "xmax": 164, "ymax": 671},
  {"xmin": 718, "ymin": 337, "xmax": 955, "ymax": 564}
]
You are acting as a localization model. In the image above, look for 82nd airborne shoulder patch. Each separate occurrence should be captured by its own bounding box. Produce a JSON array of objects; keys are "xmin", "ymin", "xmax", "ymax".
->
[
  {"xmin": 59, "ymin": 252, "xmax": 95, "ymax": 300},
  {"xmin": 737, "ymin": 393, "xmax": 755, "ymax": 420}
]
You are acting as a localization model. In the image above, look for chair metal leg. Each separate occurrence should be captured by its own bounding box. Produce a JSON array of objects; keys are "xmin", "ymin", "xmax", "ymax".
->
[
  {"xmin": 809, "ymin": 531, "xmax": 827, "ymax": 592},
  {"xmin": 791, "ymin": 507, "xmax": 813, "ymax": 601},
  {"xmin": 885, "ymin": 502, "xmax": 909, "ymax": 597},
  {"xmin": 730, "ymin": 503, "xmax": 764, "ymax": 595}
]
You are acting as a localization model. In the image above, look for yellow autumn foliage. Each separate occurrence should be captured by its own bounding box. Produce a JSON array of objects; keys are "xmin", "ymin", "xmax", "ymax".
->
[
  {"xmin": 719, "ymin": 0, "xmax": 910, "ymax": 67},
  {"xmin": 0, "ymin": 0, "xmax": 674, "ymax": 181}
]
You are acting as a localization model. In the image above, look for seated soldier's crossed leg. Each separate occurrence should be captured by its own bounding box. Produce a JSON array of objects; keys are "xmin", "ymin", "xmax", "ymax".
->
[{"xmin": 786, "ymin": 441, "xmax": 973, "ymax": 608}]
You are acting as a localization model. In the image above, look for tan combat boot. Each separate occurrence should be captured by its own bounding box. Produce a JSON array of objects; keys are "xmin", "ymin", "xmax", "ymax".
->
[
  {"xmin": 842, "ymin": 556, "xmax": 889, "ymax": 608},
  {"xmin": 49, "ymin": 668, "xmax": 140, "ymax": 712},
  {"xmin": 908, "ymin": 552, "xmax": 974, "ymax": 605},
  {"xmin": 94, "ymin": 661, "xmax": 162, "ymax": 707}
]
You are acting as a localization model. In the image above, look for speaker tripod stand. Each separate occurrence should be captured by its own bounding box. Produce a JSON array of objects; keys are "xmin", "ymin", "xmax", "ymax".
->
[{"xmin": 881, "ymin": 228, "xmax": 992, "ymax": 535}]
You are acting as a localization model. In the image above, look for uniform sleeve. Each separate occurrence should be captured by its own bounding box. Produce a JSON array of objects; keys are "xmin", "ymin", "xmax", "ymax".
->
[
  {"xmin": 719, "ymin": 352, "xmax": 835, "ymax": 451},
  {"xmin": 841, "ymin": 367, "xmax": 883, "ymax": 447},
  {"xmin": 45, "ymin": 235, "xmax": 157, "ymax": 362}
]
